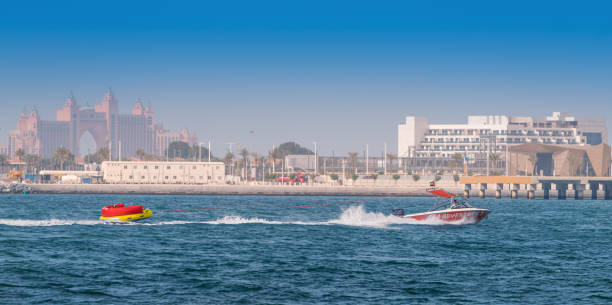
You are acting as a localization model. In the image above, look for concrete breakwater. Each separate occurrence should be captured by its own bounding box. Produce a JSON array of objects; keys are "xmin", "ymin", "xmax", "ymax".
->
[
  {"xmin": 26, "ymin": 183, "xmax": 459, "ymax": 196},
  {"xmin": 14, "ymin": 183, "xmax": 610, "ymax": 198}
]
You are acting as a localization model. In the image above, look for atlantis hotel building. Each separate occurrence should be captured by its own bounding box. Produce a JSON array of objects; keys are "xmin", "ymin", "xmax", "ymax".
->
[
  {"xmin": 7, "ymin": 91, "xmax": 197, "ymax": 159},
  {"xmin": 398, "ymin": 112, "xmax": 608, "ymax": 159}
]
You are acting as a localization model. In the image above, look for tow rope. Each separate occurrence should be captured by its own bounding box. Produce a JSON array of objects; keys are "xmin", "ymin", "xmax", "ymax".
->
[{"xmin": 167, "ymin": 193, "xmax": 415, "ymax": 213}]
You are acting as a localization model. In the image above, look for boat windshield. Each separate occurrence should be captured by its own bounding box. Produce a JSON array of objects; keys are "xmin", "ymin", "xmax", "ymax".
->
[
  {"xmin": 430, "ymin": 197, "xmax": 473, "ymax": 211},
  {"xmin": 427, "ymin": 188, "xmax": 473, "ymax": 211}
]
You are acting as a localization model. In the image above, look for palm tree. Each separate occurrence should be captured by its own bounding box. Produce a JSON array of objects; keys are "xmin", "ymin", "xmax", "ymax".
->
[
  {"xmin": 250, "ymin": 152, "xmax": 259, "ymax": 180},
  {"xmin": 16, "ymin": 148, "xmax": 25, "ymax": 170},
  {"xmin": 268, "ymin": 149, "xmax": 282, "ymax": 173},
  {"xmin": 96, "ymin": 147, "xmax": 110, "ymax": 162},
  {"xmin": 386, "ymin": 153, "xmax": 397, "ymax": 172},
  {"xmin": 258, "ymin": 156, "xmax": 265, "ymax": 181},
  {"xmin": 348, "ymin": 152, "xmax": 359, "ymax": 172},
  {"xmin": 224, "ymin": 151, "xmax": 234, "ymax": 176},
  {"xmin": 239, "ymin": 148, "xmax": 249, "ymax": 180},
  {"xmin": 489, "ymin": 153, "xmax": 500, "ymax": 169},
  {"xmin": 53, "ymin": 147, "xmax": 73, "ymax": 170},
  {"xmin": 451, "ymin": 153, "xmax": 463, "ymax": 174},
  {"xmin": 136, "ymin": 149, "xmax": 146, "ymax": 160},
  {"xmin": 24, "ymin": 154, "xmax": 40, "ymax": 175},
  {"xmin": 0, "ymin": 154, "xmax": 8, "ymax": 174}
]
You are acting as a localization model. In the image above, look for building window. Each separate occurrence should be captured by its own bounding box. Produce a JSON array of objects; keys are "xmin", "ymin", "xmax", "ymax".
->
[
  {"xmin": 155, "ymin": 166, "xmax": 159, "ymax": 169},
  {"xmin": 144, "ymin": 166, "xmax": 148, "ymax": 169},
  {"xmin": 193, "ymin": 166, "xmax": 196, "ymax": 169},
  {"xmin": 141, "ymin": 176, "xmax": 145, "ymax": 179},
  {"xmin": 199, "ymin": 176, "xmax": 203, "ymax": 179},
  {"xmin": 124, "ymin": 165, "xmax": 128, "ymax": 169},
  {"xmin": 165, "ymin": 176, "xmax": 169, "ymax": 179},
  {"xmin": 167, "ymin": 166, "xmax": 171, "ymax": 169},
  {"xmin": 173, "ymin": 176, "xmax": 177, "ymax": 179},
  {"xmin": 129, "ymin": 175, "xmax": 133, "ymax": 179}
]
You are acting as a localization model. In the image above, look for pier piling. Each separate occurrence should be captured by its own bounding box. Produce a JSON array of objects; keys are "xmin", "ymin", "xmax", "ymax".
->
[
  {"xmin": 574, "ymin": 184, "xmax": 585, "ymax": 200},
  {"xmin": 527, "ymin": 184, "xmax": 536, "ymax": 200},
  {"xmin": 479, "ymin": 183, "xmax": 487, "ymax": 199},
  {"xmin": 495, "ymin": 183, "xmax": 503, "ymax": 199},
  {"xmin": 542, "ymin": 183, "xmax": 551, "ymax": 200},
  {"xmin": 605, "ymin": 184, "xmax": 612, "ymax": 200},
  {"xmin": 511, "ymin": 184, "xmax": 520, "ymax": 199},
  {"xmin": 590, "ymin": 183, "xmax": 599, "ymax": 200},
  {"xmin": 557, "ymin": 184, "xmax": 567, "ymax": 200},
  {"xmin": 464, "ymin": 184, "xmax": 471, "ymax": 198}
]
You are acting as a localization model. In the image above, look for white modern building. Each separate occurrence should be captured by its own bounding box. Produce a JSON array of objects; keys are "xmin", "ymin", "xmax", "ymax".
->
[
  {"xmin": 398, "ymin": 112, "xmax": 608, "ymax": 159},
  {"xmin": 101, "ymin": 161, "xmax": 225, "ymax": 184}
]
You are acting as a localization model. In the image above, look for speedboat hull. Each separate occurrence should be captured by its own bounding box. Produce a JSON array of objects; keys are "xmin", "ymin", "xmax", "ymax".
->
[
  {"xmin": 99, "ymin": 209, "xmax": 153, "ymax": 222},
  {"xmin": 402, "ymin": 208, "xmax": 490, "ymax": 223}
]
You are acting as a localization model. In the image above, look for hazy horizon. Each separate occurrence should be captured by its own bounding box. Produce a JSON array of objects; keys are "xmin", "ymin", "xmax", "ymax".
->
[{"xmin": 1, "ymin": 0, "xmax": 611, "ymax": 157}]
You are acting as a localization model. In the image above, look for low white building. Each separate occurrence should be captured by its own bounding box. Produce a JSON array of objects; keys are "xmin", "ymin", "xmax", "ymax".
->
[
  {"xmin": 101, "ymin": 161, "xmax": 225, "ymax": 184},
  {"xmin": 285, "ymin": 155, "xmax": 316, "ymax": 171},
  {"xmin": 398, "ymin": 112, "xmax": 608, "ymax": 159}
]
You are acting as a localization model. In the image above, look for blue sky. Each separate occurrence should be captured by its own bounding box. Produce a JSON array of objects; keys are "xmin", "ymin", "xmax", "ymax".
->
[{"xmin": 1, "ymin": 0, "xmax": 611, "ymax": 156}]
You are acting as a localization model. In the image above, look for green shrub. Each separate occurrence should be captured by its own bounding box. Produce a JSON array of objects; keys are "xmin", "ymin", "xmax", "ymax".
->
[{"xmin": 453, "ymin": 174, "xmax": 460, "ymax": 182}]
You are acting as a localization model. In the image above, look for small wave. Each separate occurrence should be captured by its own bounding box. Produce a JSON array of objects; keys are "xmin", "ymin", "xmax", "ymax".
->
[
  {"xmin": 142, "ymin": 217, "xmax": 284, "ymax": 226},
  {"xmin": 0, "ymin": 219, "xmax": 102, "ymax": 227}
]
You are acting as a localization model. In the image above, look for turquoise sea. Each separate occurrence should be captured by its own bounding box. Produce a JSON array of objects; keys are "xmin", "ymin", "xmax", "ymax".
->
[{"xmin": 1, "ymin": 194, "xmax": 611, "ymax": 304}]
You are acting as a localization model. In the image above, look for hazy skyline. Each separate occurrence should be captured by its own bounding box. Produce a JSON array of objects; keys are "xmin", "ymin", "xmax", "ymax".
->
[{"xmin": 1, "ymin": 0, "xmax": 611, "ymax": 156}]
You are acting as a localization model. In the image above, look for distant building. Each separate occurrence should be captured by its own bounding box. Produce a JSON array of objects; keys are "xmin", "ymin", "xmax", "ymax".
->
[
  {"xmin": 101, "ymin": 161, "xmax": 225, "ymax": 184},
  {"xmin": 507, "ymin": 143, "xmax": 610, "ymax": 177},
  {"xmin": 398, "ymin": 112, "xmax": 608, "ymax": 159},
  {"xmin": 7, "ymin": 90, "xmax": 197, "ymax": 159},
  {"xmin": 155, "ymin": 127, "xmax": 198, "ymax": 157},
  {"xmin": 285, "ymin": 155, "xmax": 316, "ymax": 171},
  {"xmin": 0, "ymin": 145, "xmax": 8, "ymax": 156}
]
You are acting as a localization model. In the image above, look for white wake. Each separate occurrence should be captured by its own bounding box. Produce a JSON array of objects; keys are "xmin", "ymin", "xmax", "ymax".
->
[
  {"xmin": 0, "ymin": 206, "xmax": 480, "ymax": 228},
  {"xmin": 0, "ymin": 219, "xmax": 102, "ymax": 227}
]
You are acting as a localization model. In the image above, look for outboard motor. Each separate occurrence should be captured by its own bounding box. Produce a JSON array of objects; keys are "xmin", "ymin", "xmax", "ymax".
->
[{"xmin": 392, "ymin": 209, "xmax": 405, "ymax": 216}]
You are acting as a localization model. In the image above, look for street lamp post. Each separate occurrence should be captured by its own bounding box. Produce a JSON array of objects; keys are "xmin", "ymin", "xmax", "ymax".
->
[
  {"xmin": 384, "ymin": 142, "xmax": 387, "ymax": 174},
  {"xmin": 313, "ymin": 141, "xmax": 318, "ymax": 175},
  {"xmin": 366, "ymin": 144, "xmax": 369, "ymax": 175}
]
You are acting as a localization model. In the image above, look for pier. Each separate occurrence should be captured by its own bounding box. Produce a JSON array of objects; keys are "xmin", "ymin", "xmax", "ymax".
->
[{"xmin": 460, "ymin": 176, "xmax": 612, "ymax": 200}]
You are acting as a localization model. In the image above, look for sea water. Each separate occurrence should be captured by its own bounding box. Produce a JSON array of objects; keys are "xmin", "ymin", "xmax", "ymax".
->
[{"xmin": 1, "ymin": 194, "xmax": 611, "ymax": 304}]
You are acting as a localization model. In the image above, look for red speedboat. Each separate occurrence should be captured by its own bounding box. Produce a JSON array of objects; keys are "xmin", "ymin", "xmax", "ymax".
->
[{"xmin": 392, "ymin": 188, "xmax": 490, "ymax": 224}]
